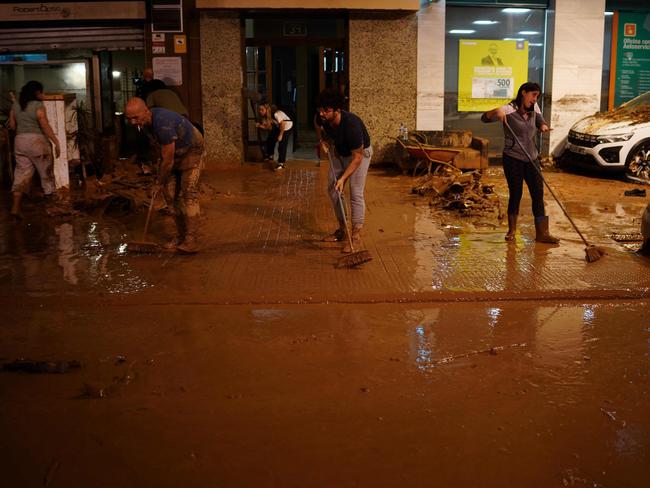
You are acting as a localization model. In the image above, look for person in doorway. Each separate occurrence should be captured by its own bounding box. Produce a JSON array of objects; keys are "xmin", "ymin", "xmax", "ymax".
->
[
  {"xmin": 256, "ymin": 103, "xmax": 293, "ymax": 171},
  {"xmin": 125, "ymin": 97, "xmax": 204, "ymax": 254},
  {"xmin": 316, "ymin": 88, "xmax": 372, "ymax": 253},
  {"xmin": 136, "ymin": 67, "xmax": 158, "ymax": 101},
  {"xmin": 145, "ymin": 81, "xmax": 188, "ymax": 118},
  {"xmin": 481, "ymin": 81, "xmax": 558, "ymax": 244},
  {"xmin": 7, "ymin": 80, "xmax": 60, "ymax": 220}
]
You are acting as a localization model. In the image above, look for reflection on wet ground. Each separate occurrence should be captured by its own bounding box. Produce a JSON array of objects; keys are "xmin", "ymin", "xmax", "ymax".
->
[
  {"xmin": 1, "ymin": 165, "xmax": 649, "ymax": 303},
  {"xmin": 0, "ymin": 301, "xmax": 648, "ymax": 486}
]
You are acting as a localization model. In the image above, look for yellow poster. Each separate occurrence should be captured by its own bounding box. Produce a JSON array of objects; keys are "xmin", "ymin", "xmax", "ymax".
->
[{"xmin": 458, "ymin": 39, "xmax": 529, "ymax": 112}]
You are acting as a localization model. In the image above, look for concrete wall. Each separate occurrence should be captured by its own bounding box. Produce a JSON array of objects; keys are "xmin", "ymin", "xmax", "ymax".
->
[
  {"xmin": 200, "ymin": 12, "xmax": 243, "ymax": 166},
  {"xmin": 349, "ymin": 11, "xmax": 418, "ymax": 163},
  {"xmin": 547, "ymin": 0, "xmax": 606, "ymax": 157},
  {"xmin": 416, "ymin": 0, "xmax": 445, "ymax": 131}
]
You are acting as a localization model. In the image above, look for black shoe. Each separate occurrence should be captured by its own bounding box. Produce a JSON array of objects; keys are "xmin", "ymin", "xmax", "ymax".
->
[{"xmin": 624, "ymin": 188, "xmax": 646, "ymax": 197}]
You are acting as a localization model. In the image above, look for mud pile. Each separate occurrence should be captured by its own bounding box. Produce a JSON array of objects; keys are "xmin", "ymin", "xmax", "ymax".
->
[{"xmin": 412, "ymin": 170, "xmax": 502, "ymax": 218}]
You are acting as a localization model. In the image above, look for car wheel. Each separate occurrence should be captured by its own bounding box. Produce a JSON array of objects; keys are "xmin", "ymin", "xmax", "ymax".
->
[{"xmin": 625, "ymin": 139, "xmax": 650, "ymax": 185}]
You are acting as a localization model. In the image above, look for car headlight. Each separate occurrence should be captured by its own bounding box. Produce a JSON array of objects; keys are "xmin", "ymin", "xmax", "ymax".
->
[{"xmin": 597, "ymin": 133, "xmax": 634, "ymax": 144}]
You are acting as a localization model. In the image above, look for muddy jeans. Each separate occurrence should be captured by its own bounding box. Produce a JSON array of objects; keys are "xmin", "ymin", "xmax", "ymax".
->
[
  {"xmin": 12, "ymin": 133, "xmax": 55, "ymax": 195},
  {"xmin": 327, "ymin": 145, "xmax": 372, "ymax": 228},
  {"xmin": 172, "ymin": 128, "xmax": 204, "ymax": 219}
]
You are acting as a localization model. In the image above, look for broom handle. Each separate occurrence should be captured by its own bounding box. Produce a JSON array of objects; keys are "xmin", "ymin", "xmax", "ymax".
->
[
  {"xmin": 327, "ymin": 151, "xmax": 356, "ymax": 253},
  {"xmin": 503, "ymin": 121, "xmax": 591, "ymax": 247},
  {"xmin": 142, "ymin": 188, "xmax": 158, "ymax": 240}
]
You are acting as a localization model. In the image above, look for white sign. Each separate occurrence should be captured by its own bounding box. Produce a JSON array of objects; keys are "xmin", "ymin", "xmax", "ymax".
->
[
  {"xmin": 152, "ymin": 57, "xmax": 182, "ymax": 86},
  {"xmin": 1, "ymin": 2, "xmax": 145, "ymax": 21}
]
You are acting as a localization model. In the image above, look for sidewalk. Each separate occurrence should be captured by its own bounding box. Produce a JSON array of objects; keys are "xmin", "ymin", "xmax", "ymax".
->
[{"xmin": 1, "ymin": 161, "xmax": 649, "ymax": 304}]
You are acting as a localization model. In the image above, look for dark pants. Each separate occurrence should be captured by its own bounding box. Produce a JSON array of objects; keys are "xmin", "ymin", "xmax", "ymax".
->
[
  {"xmin": 502, "ymin": 153, "xmax": 545, "ymax": 217},
  {"xmin": 265, "ymin": 125, "xmax": 291, "ymax": 164}
]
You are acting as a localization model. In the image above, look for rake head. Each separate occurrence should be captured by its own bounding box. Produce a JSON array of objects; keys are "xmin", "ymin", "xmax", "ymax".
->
[{"xmin": 336, "ymin": 249, "xmax": 373, "ymax": 269}]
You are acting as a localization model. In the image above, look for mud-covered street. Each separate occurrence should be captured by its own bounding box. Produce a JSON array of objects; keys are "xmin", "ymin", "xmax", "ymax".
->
[{"xmin": 1, "ymin": 162, "xmax": 649, "ymax": 487}]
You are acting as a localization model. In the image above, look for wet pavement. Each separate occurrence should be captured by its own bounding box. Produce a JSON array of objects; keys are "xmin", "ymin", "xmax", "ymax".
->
[
  {"xmin": 1, "ymin": 162, "xmax": 649, "ymax": 304},
  {"xmin": 0, "ymin": 161, "xmax": 649, "ymax": 486}
]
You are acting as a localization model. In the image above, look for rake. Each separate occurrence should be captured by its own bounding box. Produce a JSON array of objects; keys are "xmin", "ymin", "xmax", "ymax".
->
[{"xmin": 127, "ymin": 189, "xmax": 161, "ymax": 253}]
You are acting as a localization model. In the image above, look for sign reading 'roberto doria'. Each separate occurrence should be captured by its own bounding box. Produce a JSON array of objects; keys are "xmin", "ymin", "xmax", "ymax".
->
[{"xmin": 1, "ymin": 2, "xmax": 146, "ymax": 21}]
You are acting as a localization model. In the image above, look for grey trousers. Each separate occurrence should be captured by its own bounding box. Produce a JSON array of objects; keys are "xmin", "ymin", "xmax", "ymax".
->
[{"xmin": 327, "ymin": 145, "xmax": 372, "ymax": 228}]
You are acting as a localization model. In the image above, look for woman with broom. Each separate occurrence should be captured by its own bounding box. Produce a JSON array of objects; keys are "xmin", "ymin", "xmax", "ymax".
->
[{"xmin": 482, "ymin": 81, "xmax": 559, "ymax": 244}]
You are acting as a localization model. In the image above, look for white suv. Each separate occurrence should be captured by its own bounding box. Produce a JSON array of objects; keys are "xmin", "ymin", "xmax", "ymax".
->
[{"xmin": 565, "ymin": 91, "xmax": 650, "ymax": 184}]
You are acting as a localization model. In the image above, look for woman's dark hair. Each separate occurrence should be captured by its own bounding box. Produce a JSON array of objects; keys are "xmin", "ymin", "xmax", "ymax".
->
[
  {"xmin": 317, "ymin": 88, "xmax": 344, "ymax": 111},
  {"xmin": 514, "ymin": 81, "xmax": 541, "ymax": 110},
  {"xmin": 19, "ymin": 80, "xmax": 44, "ymax": 111}
]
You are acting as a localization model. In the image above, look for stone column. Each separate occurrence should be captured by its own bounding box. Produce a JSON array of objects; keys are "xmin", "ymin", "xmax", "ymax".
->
[
  {"xmin": 547, "ymin": 0, "xmax": 606, "ymax": 156},
  {"xmin": 200, "ymin": 12, "xmax": 244, "ymax": 166},
  {"xmin": 349, "ymin": 11, "xmax": 418, "ymax": 163},
  {"xmin": 416, "ymin": 0, "xmax": 445, "ymax": 131}
]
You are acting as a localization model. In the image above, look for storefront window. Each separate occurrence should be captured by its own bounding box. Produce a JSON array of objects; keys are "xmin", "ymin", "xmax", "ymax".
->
[{"xmin": 444, "ymin": 6, "xmax": 547, "ymax": 156}]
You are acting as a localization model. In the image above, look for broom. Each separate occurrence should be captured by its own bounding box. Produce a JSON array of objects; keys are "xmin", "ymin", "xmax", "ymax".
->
[
  {"xmin": 328, "ymin": 155, "xmax": 372, "ymax": 268},
  {"xmin": 504, "ymin": 121, "xmax": 606, "ymax": 263},
  {"xmin": 335, "ymin": 189, "xmax": 373, "ymax": 268},
  {"xmin": 127, "ymin": 188, "xmax": 161, "ymax": 253}
]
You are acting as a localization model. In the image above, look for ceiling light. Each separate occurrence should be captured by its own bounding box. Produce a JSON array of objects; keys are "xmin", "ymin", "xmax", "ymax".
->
[
  {"xmin": 503, "ymin": 38, "xmax": 525, "ymax": 41},
  {"xmin": 112, "ymin": 71, "xmax": 121, "ymax": 78},
  {"xmin": 529, "ymin": 43, "xmax": 544, "ymax": 47},
  {"xmin": 605, "ymin": 11, "xmax": 614, "ymax": 16},
  {"xmin": 449, "ymin": 29, "xmax": 476, "ymax": 34},
  {"xmin": 502, "ymin": 8, "xmax": 531, "ymax": 14},
  {"xmin": 473, "ymin": 20, "xmax": 499, "ymax": 25},
  {"xmin": 518, "ymin": 31, "xmax": 539, "ymax": 35}
]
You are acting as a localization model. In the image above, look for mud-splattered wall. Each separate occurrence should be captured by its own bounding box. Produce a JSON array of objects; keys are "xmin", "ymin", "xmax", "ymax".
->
[
  {"xmin": 349, "ymin": 12, "xmax": 417, "ymax": 164},
  {"xmin": 200, "ymin": 12, "xmax": 243, "ymax": 166},
  {"xmin": 547, "ymin": 0, "xmax": 606, "ymax": 157}
]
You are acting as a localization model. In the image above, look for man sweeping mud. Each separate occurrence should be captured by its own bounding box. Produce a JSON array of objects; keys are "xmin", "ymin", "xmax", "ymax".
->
[
  {"xmin": 316, "ymin": 88, "xmax": 372, "ymax": 253},
  {"xmin": 125, "ymin": 97, "xmax": 204, "ymax": 254}
]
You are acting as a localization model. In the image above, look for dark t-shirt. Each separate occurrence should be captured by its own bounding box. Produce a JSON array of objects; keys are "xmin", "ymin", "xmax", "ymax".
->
[
  {"xmin": 151, "ymin": 108, "xmax": 195, "ymax": 149},
  {"xmin": 321, "ymin": 110, "xmax": 370, "ymax": 157}
]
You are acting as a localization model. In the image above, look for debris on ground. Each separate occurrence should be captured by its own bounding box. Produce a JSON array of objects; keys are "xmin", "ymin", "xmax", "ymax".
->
[
  {"xmin": 2, "ymin": 359, "xmax": 81, "ymax": 374},
  {"xmin": 433, "ymin": 342, "xmax": 528, "ymax": 365},
  {"xmin": 411, "ymin": 169, "xmax": 502, "ymax": 218},
  {"xmin": 609, "ymin": 232, "xmax": 643, "ymax": 242},
  {"xmin": 624, "ymin": 188, "xmax": 646, "ymax": 197}
]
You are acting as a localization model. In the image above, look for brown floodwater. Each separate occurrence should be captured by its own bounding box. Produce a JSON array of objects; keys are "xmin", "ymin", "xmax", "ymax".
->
[
  {"xmin": 0, "ymin": 301, "xmax": 648, "ymax": 487},
  {"xmin": 1, "ymin": 164, "xmax": 649, "ymax": 486}
]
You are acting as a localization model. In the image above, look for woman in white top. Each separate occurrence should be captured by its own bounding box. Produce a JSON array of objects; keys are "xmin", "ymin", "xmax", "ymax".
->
[{"xmin": 256, "ymin": 103, "xmax": 293, "ymax": 171}]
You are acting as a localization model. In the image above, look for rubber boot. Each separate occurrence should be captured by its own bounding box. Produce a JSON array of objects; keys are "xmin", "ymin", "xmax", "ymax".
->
[
  {"xmin": 177, "ymin": 215, "xmax": 200, "ymax": 254},
  {"xmin": 10, "ymin": 192, "xmax": 23, "ymax": 220},
  {"xmin": 505, "ymin": 213, "xmax": 517, "ymax": 242},
  {"xmin": 535, "ymin": 216, "xmax": 560, "ymax": 244},
  {"xmin": 343, "ymin": 225, "xmax": 363, "ymax": 254},
  {"xmin": 163, "ymin": 213, "xmax": 186, "ymax": 251}
]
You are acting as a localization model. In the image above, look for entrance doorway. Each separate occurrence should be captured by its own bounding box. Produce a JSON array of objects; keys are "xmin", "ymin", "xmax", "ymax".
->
[{"xmin": 243, "ymin": 15, "xmax": 347, "ymax": 161}]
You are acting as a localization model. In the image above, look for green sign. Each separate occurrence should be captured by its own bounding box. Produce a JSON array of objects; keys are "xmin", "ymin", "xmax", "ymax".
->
[{"xmin": 613, "ymin": 12, "xmax": 650, "ymax": 107}]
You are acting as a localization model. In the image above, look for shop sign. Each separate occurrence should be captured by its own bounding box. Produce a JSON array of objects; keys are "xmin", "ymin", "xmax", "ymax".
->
[
  {"xmin": 457, "ymin": 39, "xmax": 529, "ymax": 112},
  {"xmin": 611, "ymin": 12, "xmax": 650, "ymax": 108},
  {"xmin": 153, "ymin": 33, "xmax": 166, "ymax": 54},
  {"xmin": 1, "ymin": 2, "xmax": 146, "ymax": 21},
  {"xmin": 174, "ymin": 35, "xmax": 187, "ymax": 53},
  {"xmin": 283, "ymin": 23, "xmax": 307, "ymax": 37}
]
